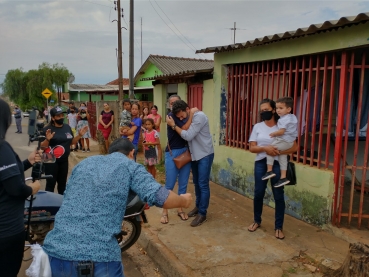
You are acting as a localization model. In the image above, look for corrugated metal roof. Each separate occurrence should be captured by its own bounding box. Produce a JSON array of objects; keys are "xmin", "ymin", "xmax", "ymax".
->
[
  {"xmin": 136, "ymin": 55, "xmax": 213, "ymax": 81},
  {"xmin": 196, "ymin": 12, "xmax": 369, "ymax": 54},
  {"xmin": 69, "ymin": 84, "xmax": 152, "ymax": 92}
]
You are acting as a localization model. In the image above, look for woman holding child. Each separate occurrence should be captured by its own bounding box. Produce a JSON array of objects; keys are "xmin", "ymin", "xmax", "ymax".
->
[{"xmin": 247, "ymin": 98, "xmax": 297, "ymax": 240}]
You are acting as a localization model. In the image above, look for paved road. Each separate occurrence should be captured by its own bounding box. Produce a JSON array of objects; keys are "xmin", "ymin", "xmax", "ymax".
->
[{"xmin": 6, "ymin": 118, "xmax": 162, "ymax": 277}]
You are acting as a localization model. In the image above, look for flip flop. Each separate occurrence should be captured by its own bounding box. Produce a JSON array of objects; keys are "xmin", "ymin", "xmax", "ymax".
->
[
  {"xmin": 275, "ymin": 229, "xmax": 285, "ymax": 240},
  {"xmin": 177, "ymin": 212, "xmax": 188, "ymax": 221},
  {"xmin": 247, "ymin": 222, "xmax": 260, "ymax": 232},
  {"xmin": 160, "ymin": 214, "xmax": 169, "ymax": 224}
]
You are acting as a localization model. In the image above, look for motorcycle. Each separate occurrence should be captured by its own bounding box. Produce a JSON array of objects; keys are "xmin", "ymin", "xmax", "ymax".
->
[{"xmin": 23, "ymin": 134, "xmax": 149, "ymax": 253}]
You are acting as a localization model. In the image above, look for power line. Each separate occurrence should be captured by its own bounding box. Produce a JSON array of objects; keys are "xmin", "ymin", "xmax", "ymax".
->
[
  {"xmin": 82, "ymin": 0, "xmax": 112, "ymax": 8},
  {"xmin": 148, "ymin": 0, "xmax": 206, "ymax": 59},
  {"xmin": 153, "ymin": 0, "xmax": 207, "ymax": 59}
]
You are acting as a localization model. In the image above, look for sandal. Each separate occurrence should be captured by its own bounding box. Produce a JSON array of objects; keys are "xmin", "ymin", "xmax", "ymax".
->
[
  {"xmin": 177, "ymin": 212, "xmax": 188, "ymax": 221},
  {"xmin": 275, "ymin": 229, "xmax": 285, "ymax": 240},
  {"xmin": 160, "ymin": 214, "xmax": 169, "ymax": 224},
  {"xmin": 247, "ymin": 222, "xmax": 260, "ymax": 232}
]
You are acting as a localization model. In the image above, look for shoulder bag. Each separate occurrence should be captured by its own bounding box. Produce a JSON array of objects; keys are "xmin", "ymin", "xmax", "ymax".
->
[
  {"xmin": 286, "ymin": 156, "xmax": 297, "ymax": 186},
  {"xmin": 167, "ymin": 142, "xmax": 192, "ymax": 169}
]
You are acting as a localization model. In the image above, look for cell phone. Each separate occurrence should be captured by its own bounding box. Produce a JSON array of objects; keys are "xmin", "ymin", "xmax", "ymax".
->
[
  {"xmin": 80, "ymin": 106, "xmax": 87, "ymax": 110},
  {"xmin": 77, "ymin": 262, "xmax": 94, "ymax": 277}
]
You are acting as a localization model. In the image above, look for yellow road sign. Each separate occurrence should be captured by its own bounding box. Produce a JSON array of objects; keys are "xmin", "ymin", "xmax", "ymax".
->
[{"xmin": 42, "ymin": 88, "xmax": 53, "ymax": 99}]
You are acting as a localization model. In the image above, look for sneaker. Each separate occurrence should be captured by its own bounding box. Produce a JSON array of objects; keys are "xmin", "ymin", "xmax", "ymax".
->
[
  {"xmin": 187, "ymin": 207, "xmax": 199, "ymax": 217},
  {"xmin": 190, "ymin": 214, "xmax": 207, "ymax": 227},
  {"xmin": 274, "ymin": 178, "xmax": 290, "ymax": 188},
  {"xmin": 261, "ymin": 171, "xmax": 276, "ymax": 180},
  {"xmin": 87, "ymin": 148, "xmax": 90, "ymax": 152},
  {"xmin": 82, "ymin": 148, "xmax": 86, "ymax": 152}
]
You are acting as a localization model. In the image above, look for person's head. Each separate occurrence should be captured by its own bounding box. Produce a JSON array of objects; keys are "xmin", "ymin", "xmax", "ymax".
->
[
  {"xmin": 168, "ymin": 95, "xmax": 181, "ymax": 110},
  {"xmin": 275, "ymin": 97, "xmax": 293, "ymax": 117},
  {"xmin": 172, "ymin": 100, "xmax": 189, "ymax": 121},
  {"xmin": 122, "ymin": 99, "xmax": 132, "ymax": 112},
  {"xmin": 103, "ymin": 102, "xmax": 110, "ymax": 111},
  {"xmin": 144, "ymin": 118, "xmax": 155, "ymax": 131},
  {"xmin": 80, "ymin": 102, "xmax": 86, "ymax": 107},
  {"xmin": 131, "ymin": 103, "xmax": 140, "ymax": 117},
  {"xmin": 259, "ymin": 98, "xmax": 279, "ymax": 122},
  {"xmin": 151, "ymin": 105, "xmax": 159, "ymax": 115},
  {"xmin": 69, "ymin": 106, "xmax": 76, "ymax": 114},
  {"xmin": 142, "ymin": 107, "xmax": 149, "ymax": 115},
  {"xmin": 108, "ymin": 138, "xmax": 135, "ymax": 159},
  {"xmin": 50, "ymin": 106, "xmax": 65, "ymax": 126},
  {"xmin": 68, "ymin": 101, "xmax": 74, "ymax": 108},
  {"xmin": 0, "ymin": 99, "xmax": 12, "ymax": 140},
  {"xmin": 14, "ymin": 105, "xmax": 19, "ymax": 109}
]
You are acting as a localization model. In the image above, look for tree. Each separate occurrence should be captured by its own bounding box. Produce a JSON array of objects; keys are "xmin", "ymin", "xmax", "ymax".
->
[{"xmin": 1, "ymin": 63, "xmax": 73, "ymax": 110}]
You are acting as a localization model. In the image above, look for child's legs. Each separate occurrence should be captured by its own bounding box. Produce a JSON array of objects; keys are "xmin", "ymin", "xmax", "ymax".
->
[
  {"xmin": 266, "ymin": 155, "xmax": 274, "ymax": 171},
  {"xmin": 81, "ymin": 138, "xmax": 85, "ymax": 149},
  {"xmin": 272, "ymin": 139, "xmax": 294, "ymax": 178},
  {"xmin": 85, "ymin": 138, "xmax": 90, "ymax": 148},
  {"xmin": 279, "ymin": 155, "xmax": 288, "ymax": 178}
]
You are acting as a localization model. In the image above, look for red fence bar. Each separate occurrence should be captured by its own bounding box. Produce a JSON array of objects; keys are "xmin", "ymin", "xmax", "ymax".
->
[
  {"xmin": 261, "ymin": 62, "xmax": 265, "ymax": 101},
  {"xmin": 265, "ymin": 62, "xmax": 270, "ymax": 100},
  {"xmin": 310, "ymin": 55, "xmax": 320, "ymax": 166},
  {"xmin": 226, "ymin": 66, "xmax": 232, "ymax": 146},
  {"xmin": 351, "ymin": 52, "xmax": 366, "ymax": 228},
  {"xmin": 303, "ymin": 56, "xmax": 313, "ymax": 165},
  {"xmin": 232, "ymin": 65, "xmax": 239, "ymax": 147},
  {"xmin": 282, "ymin": 59, "xmax": 287, "ymax": 97},
  {"xmin": 240, "ymin": 65, "xmax": 246, "ymax": 148},
  {"xmin": 325, "ymin": 54, "xmax": 336, "ymax": 169},
  {"xmin": 270, "ymin": 61, "xmax": 275, "ymax": 100},
  {"xmin": 318, "ymin": 54, "xmax": 328, "ymax": 169},
  {"xmin": 293, "ymin": 58, "xmax": 299, "ymax": 127},
  {"xmin": 276, "ymin": 60, "xmax": 281, "ymax": 99},
  {"xmin": 359, "ymin": 108, "xmax": 369, "ymax": 227},
  {"xmin": 288, "ymin": 59, "xmax": 293, "ymax": 97},
  {"xmin": 297, "ymin": 57, "xmax": 306, "ymax": 164},
  {"xmin": 236, "ymin": 65, "xmax": 242, "ymax": 147},
  {"xmin": 332, "ymin": 52, "xmax": 347, "ymax": 225},
  {"xmin": 339, "ymin": 52, "xmax": 355, "ymax": 226},
  {"xmin": 245, "ymin": 64, "xmax": 251, "ymax": 150},
  {"xmin": 250, "ymin": 63, "xmax": 255, "ymax": 128}
]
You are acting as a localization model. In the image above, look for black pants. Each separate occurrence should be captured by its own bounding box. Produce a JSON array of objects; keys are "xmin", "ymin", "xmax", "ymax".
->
[
  {"xmin": 0, "ymin": 231, "xmax": 25, "ymax": 277},
  {"xmin": 45, "ymin": 160, "xmax": 69, "ymax": 194}
]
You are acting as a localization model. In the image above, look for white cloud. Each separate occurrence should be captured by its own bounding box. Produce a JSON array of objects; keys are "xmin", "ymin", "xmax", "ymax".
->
[{"xmin": 0, "ymin": 0, "xmax": 368, "ymax": 85}]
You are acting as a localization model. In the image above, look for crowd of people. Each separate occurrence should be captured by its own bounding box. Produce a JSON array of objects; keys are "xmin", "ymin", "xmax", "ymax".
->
[{"xmin": 0, "ymin": 94, "xmax": 299, "ymax": 276}]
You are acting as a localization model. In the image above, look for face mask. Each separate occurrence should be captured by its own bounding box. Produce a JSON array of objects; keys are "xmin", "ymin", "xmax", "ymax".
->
[
  {"xmin": 151, "ymin": 110, "xmax": 157, "ymax": 115},
  {"xmin": 71, "ymin": 111, "xmax": 75, "ymax": 113},
  {"xmin": 54, "ymin": 118, "xmax": 64, "ymax": 125},
  {"xmin": 260, "ymin": 110, "xmax": 274, "ymax": 121},
  {"xmin": 81, "ymin": 114, "xmax": 87, "ymax": 118}
]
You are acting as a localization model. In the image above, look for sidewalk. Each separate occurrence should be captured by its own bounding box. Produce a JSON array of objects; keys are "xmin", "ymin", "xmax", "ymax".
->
[{"xmin": 70, "ymin": 145, "xmax": 365, "ymax": 277}]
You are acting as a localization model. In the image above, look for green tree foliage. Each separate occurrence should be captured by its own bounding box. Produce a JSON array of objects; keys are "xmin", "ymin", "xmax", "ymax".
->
[{"xmin": 1, "ymin": 63, "xmax": 72, "ymax": 110}]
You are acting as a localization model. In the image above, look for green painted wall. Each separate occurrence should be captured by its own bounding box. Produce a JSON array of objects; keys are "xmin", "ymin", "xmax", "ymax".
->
[
  {"xmin": 206, "ymin": 23, "xmax": 369, "ymax": 225},
  {"xmin": 135, "ymin": 63, "xmax": 162, "ymax": 87},
  {"xmin": 153, "ymin": 84, "xmax": 167, "ymax": 150},
  {"xmin": 177, "ymin": 83, "xmax": 187, "ymax": 100}
]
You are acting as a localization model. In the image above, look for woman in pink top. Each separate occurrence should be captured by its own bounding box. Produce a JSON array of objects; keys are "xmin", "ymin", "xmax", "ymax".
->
[{"xmin": 148, "ymin": 105, "xmax": 162, "ymax": 162}]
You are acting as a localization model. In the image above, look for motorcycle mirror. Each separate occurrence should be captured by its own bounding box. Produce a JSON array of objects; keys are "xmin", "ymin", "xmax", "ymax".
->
[{"xmin": 42, "ymin": 152, "xmax": 56, "ymax": 163}]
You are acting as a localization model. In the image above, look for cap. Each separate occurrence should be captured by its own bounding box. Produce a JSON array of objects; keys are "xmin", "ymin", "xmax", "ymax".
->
[{"xmin": 50, "ymin": 106, "xmax": 65, "ymax": 117}]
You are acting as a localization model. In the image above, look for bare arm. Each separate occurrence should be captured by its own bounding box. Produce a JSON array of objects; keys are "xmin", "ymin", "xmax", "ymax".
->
[
  {"xmin": 120, "ymin": 125, "xmax": 138, "ymax": 136},
  {"xmin": 162, "ymin": 191, "xmax": 192, "ymax": 209},
  {"xmin": 249, "ymin": 141, "xmax": 280, "ymax": 156},
  {"xmin": 143, "ymin": 136, "xmax": 160, "ymax": 146},
  {"xmin": 99, "ymin": 115, "xmax": 105, "ymax": 126},
  {"xmin": 270, "ymin": 128, "xmax": 286, "ymax": 138}
]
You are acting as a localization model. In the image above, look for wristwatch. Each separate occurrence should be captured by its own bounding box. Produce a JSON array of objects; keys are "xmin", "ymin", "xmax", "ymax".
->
[{"xmin": 171, "ymin": 124, "xmax": 176, "ymax": 130}]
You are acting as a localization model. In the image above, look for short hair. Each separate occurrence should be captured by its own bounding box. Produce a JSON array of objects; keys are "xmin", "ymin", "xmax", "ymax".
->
[
  {"xmin": 172, "ymin": 100, "xmax": 188, "ymax": 115},
  {"xmin": 168, "ymin": 95, "xmax": 181, "ymax": 102},
  {"xmin": 108, "ymin": 138, "xmax": 135, "ymax": 155},
  {"xmin": 143, "ymin": 118, "xmax": 155, "ymax": 129},
  {"xmin": 276, "ymin": 97, "xmax": 294, "ymax": 108},
  {"xmin": 122, "ymin": 99, "xmax": 131, "ymax": 106}
]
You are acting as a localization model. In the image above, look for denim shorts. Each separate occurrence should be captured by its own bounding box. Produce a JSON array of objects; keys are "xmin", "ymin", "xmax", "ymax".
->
[{"xmin": 49, "ymin": 256, "xmax": 124, "ymax": 277}]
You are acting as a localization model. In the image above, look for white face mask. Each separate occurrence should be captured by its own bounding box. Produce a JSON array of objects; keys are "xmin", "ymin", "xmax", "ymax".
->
[{"xmin": 81, "ymin": 114, "xmax": 87, "ymax": 118}]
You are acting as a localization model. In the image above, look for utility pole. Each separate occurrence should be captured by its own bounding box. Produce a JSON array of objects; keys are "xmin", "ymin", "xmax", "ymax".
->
[
  {"xmin": 115, "ymin": 0, "xmax": 124, "ymax": 101},
  {"xmin": 141, "ymin": 17, "xmax": 143, "ymax": 66},
  {"xmin": 129, "ymin": 0, "xmax": 134, "ymax": 99}
]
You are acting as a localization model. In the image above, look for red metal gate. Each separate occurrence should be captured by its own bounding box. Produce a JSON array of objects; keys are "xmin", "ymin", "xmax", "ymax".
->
[
  {"xmin": 188, "ymin": 84, "xmax": 203, "ymax": 110},
  {"xmin": 87, "ymin": 102, "xmax": 97, "ymax": 140}
]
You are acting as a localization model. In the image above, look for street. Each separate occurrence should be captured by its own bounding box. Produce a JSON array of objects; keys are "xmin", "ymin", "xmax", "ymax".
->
[{"xmin": 7, "ymin": 118, "xmax": 163, "ymax": 277}]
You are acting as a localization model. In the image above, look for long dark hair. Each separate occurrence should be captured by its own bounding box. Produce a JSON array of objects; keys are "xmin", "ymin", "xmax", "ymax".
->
[
  {"xmin": 0, "ymin": 99, "xmax": 12, "ymax": 141},
  {"xmin": 259, "ymin": 98, "xmax": 279, "ymax": 122}
]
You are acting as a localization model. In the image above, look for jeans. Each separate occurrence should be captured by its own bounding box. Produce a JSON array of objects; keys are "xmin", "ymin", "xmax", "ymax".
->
[
  {"xmin": 191, "ymin": 153, "xmax": 214, "ymax": 216},
  {"xmin": 165, "ymin": 148, "xmax": 191, "ymax": 195},
  {"xmin": 49, "ymin": 256, "xmax": 124, "ymax": 277},
  {"xmin": 15, "ymin": 118, "xmax": 22, "ymax": 132},
  {"xmin": 133, "ymin": 144, "xmax": 138, "ymax": 162},
  {"xmin": 0, "ymin": 231, "xmax": 25, "ymax": 277},
  {"xmin": 254, "ymin": 158, "xmax": 285, "ymax": 230}
]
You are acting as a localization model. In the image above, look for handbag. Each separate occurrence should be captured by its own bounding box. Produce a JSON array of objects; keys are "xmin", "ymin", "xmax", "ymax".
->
[
  {"xmin": 286, "ymin": 160, "xmax": 297, "ymax": 186},
  {"xmin": 167, "ymin": 142, "xmax": 192, "ymax": 169}
]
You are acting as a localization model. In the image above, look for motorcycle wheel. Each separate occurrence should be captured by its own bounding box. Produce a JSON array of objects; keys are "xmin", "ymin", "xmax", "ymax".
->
[{"xmin": 117, "ymin": 217, "xmax": 141, "ymax": 252}]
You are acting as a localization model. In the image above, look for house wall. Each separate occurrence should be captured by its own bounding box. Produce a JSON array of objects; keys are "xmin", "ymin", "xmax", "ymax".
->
[
  {"xmin": 153, "ymin": 84, "xmax": 168, "ymax": 150},
  {"xmin": 209, "ymin": 23, "xmax": 369, "ymax": 226},
  {"xmin": 135, "ymin": 64, "xmax": 162, "ymax": 87}
]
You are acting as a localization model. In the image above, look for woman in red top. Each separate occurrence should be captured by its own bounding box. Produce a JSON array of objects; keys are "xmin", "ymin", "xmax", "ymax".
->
[
  {"xmin": 147, "ymin": 105, "xmax": 162, "ymax": 162},
  {"xmin": 98, "ymin": 103, "xmax": 114, "ymax": 150}
]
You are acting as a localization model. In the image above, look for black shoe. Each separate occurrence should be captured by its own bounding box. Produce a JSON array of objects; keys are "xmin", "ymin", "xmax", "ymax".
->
[
  {"xmin": 261, "ymin": 171, "xmax": 276, "ymax": 180},
  {"xmin": 187, "ymin": 207, "xmax": 199, "ymax": 217},
  {"xmin": 15, "ymin": 131, "xmax": 19, "ymax": 133},
  {"xmin": 19, "ymin": 132, "xmax": 22, "ymax": 134},
  {"xmin": 190, "ymin": 214, "xmax": 207, "ymax": 227},
  {"xmin": 274, "ymin": 178, "xmax": 290, "ymax": 188}
]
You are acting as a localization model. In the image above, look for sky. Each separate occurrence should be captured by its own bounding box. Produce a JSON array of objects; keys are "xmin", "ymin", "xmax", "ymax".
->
[{"xmin": 0, "ymin": 0, "xmax": 369, "ymax": 87}]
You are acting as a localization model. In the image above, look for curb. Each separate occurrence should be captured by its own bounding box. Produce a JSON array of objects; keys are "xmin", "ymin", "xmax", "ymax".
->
[{"xmin": 137, "ymin": 226, "xmax": 195, "ymax": 277}]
